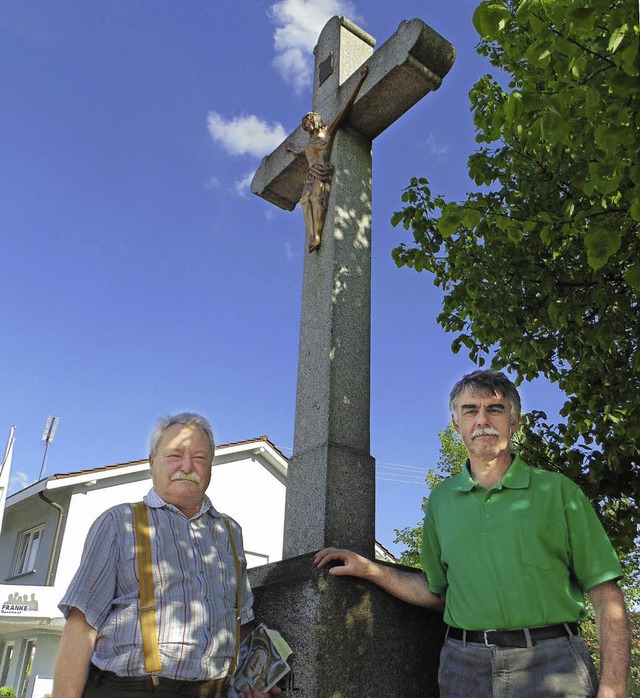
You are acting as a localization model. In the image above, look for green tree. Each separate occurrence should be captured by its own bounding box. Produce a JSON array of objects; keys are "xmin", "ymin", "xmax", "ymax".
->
[
  {"xmin": 394, "ymin": 424, "xmax": 466, "ymax": 567},
  {"xmin": 391, "ymin": 0, "xmax": 639, "ymax": 550}
]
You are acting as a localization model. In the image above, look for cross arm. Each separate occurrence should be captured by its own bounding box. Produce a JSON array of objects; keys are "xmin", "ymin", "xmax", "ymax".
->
[
  {"xmin": 251, "ymin": 18, "xmax": 456, "ymax": 211},
  {"xmin": 347, "ymin": 19, "xmax": 456, "ymax": 141},
  {"xmin": 251, "ymin": 123, "xmax": 310, "ymax": 211}
]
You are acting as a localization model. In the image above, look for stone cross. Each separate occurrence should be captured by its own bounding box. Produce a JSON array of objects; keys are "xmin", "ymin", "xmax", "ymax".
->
[
  {"xmin": 252, "ymin": 16, "xmax": 455, "ymax": 559},
  {"xmin": 249, "ymin": 17, "xmax": 455, "ymax": 694}
]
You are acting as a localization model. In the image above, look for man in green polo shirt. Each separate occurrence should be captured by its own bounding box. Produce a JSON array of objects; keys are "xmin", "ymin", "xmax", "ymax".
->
[{"xmin": 314, "ymin": 370, "xmax": 631, "ymax": 697}]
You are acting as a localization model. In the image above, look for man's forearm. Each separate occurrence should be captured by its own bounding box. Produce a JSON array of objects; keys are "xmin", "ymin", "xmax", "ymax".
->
[
  {"xmin": 588, "ymin": 581, "xmax": 630, "ymax": 697},
  {"xmin": 52, "ymin": 608, "xmax": 97, "ymax": 698},
  {"xmin": 314, "ymin": 547, "xmax": 444, "ymax": 611},
  {"xmin": 366, "ymin": 563, "xmax": 445, "ymax": 611}
]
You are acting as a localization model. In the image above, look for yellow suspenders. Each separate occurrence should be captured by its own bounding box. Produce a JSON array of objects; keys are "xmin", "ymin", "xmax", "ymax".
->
[
  {"xmin": 132, "ymin": 501, "xmax": 162, "ymax": 679},
  {"xmin": 131, "ymin": 502, "xmax": 243, "ymax": 680},
  {"xmin": 220, "ymin": 514, "xmax": 243, "ymax": 677}
]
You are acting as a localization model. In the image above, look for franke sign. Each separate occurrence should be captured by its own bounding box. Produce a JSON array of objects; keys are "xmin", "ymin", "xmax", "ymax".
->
[
  {"xmin": 2, "ymin": 591, "xmax": 39, "ymax": 614},
  {"xmin": 0, "ymin": 586, "xmax": 63, "ymax": 618}
]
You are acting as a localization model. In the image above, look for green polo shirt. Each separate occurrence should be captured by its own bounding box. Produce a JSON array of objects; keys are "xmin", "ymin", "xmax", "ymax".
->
[{"xmin": 421, "ymin": 455, "xmax": 622, "ymax": 630}]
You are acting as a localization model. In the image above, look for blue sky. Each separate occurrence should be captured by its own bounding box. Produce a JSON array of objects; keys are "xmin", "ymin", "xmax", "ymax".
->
[{"xmin": 1, "ymin": 0, "xmax": 564, "ymax": 554}]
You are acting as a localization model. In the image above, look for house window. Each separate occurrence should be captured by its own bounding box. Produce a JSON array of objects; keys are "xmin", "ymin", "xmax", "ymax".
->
[
  {"xmin": 13, "ymin": 525, "xmax": 44, "ymax": 576},
  {"xmin": 0, "ymin": 642, "xmax": 14, "ymax": 687},
  {"xmin": 16, "ymin": 639, "xmax": 36, "ymax": 698}
]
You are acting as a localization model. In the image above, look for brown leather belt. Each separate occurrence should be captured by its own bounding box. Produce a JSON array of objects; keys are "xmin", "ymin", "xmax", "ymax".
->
[
  {"xmin": 447, "ymin": 622, "xmax": 579, "ymax": 648},
  {"xmin": 88, "ymin": 664, "xmax": 228, "ymax": 697}
]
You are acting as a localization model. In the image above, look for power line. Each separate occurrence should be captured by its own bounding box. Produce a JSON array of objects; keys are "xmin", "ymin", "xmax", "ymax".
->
[{"xmin": 277, "ymin": 445, "xmax": 430, "ymax": 485}]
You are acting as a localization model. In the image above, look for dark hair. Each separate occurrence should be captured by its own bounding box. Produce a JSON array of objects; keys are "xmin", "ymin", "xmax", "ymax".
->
[
  {"xmin": 449, "ymin": 370, "xmax": 521, "ymax": 424},
  {"xmin": 149, "ymin": 413, "xmax": 215, "ymax": 459}
]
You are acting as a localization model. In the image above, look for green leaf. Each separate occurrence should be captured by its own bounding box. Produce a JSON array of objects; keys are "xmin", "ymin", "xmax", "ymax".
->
[
  {"xmin": 562, "ymin": 201, "xmax": 575, "ymax": 219},
  {"xmin": 618, "ymin": 38, "xmax": 640, "ymax": 76},
  {"xmin": 390, "ymin": 211, "xmax": 404, "ymax": 227},
  {"xmin": 630, "ymin": 193, "xmax": 640, "ymax": 222},
  {"xmin": 507, "ymin": 225, "xmax": 524, "ymax": 243},
  {"xmin": 608, "ymin": 24, "xmax": 628, "ymax": 54},
  {"xmin": 594, "ymin": 123, "xmax": 631, "ymax": 150},
  {"xmin": 473, "ymin": 2, "xmax": 511, "ymax": 40},
  {"xmin": 568, "ymin": 7, "xmax": 595, "ymax": 29},
  {"xmin": 514, "ymin": 0, "xmax": 535, "ymax": 21},
  {"xmin": 504, "ymin": 91, "xmax": 524, "ymax": 122},
  {"xmin": 623, "ymin": 265, "xmax": 640, "ymax": 292},
  {"xmin": 548, "ymin": 300, "xmax": 565, "ymax": 328},
  {"xmin": 538, "ymin": 225, "xmax": 553, "ymax": 245},
  {"xmin": 437, "ymin": 204, "xmax": 465, "ymax": 238},
  {"xmin": 540, "ymin": 108, "xmax": 565, "ymax": 143},
  {"xmin": 584, "ymin": 229, "xmax": 622, "ymax": 270},
  {"xmin": 588, "ymin": 161, "xmax": 622, "ymax": 196},
  {"xmin": 581, "ymin": 86, "xmax": 600, "ymax": 113},
  {"xmin": 524, "ymin": 40, "xmax": 554, "ymax": 68},
  {"xmin": 461, "ymin": 207, "xmax": 482, "ymax": 228}
]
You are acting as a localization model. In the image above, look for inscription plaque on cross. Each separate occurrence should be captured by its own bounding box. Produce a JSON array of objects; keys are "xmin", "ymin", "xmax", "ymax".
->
[
  {"xmin": 249, "ymin": 16, "xmax": 455, "ymax": 695},
  {"xmin": 252, "ymin": 16, "xmax": 455, "ymax": 559}
]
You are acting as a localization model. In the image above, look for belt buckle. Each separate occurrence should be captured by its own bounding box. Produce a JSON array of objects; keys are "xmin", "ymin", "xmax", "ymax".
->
[{"xmin": 483, "ymin": 629, "xmax": 497, "ymax": 646}]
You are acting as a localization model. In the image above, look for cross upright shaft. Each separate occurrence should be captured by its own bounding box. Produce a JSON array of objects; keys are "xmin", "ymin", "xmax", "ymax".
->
[{"xmin": 252, "ymin": 16, "xmax": 455, "ymax": 559}]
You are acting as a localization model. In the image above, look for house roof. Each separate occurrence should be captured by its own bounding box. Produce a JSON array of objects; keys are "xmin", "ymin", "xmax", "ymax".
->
[
  {"xmin": 374, "ymin": 540, "xmax": 399, "ymax": 563},
  {"xmin": 7, "ymin": 436, "xmax": 288, "ymax": 504},
  {"xmin": 5, "ymin": 435, "xmax": 402, "ymax": 566}
]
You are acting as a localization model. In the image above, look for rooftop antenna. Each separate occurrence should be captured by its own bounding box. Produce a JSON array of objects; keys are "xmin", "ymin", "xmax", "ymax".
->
[{"xmin": 39, "ymin": 416, "xmax": 59, "ymax": 480}]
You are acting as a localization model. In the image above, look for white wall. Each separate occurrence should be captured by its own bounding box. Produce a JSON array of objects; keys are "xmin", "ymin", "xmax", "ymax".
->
[
  {"xmin": 54, "ymin": 448, "xmax": 285, "ymax": 601},
  {"xmin": 208, "ymin": 453, "xmax": 286, "ymax": 565},
  {"xmin": 27, "ymin": 633, "xmax": 58, "ymax": 698},
  {"xmin": 54, "ymin": 475, "xmax": 152, "ymax": 596}
]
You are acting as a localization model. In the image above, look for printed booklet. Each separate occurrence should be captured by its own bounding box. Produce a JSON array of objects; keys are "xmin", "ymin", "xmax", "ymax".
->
[{"xmin": 229, "ymin": 623, "xmax": 292, "ymax": 696}]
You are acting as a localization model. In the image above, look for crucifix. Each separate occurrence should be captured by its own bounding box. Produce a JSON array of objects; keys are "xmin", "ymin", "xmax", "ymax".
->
[
  {"xmin": 285, "ymin": 64, "xmax": 369, "ymax": 253},
  {"xmin": 252, "ymin": 16, "xmax": 455, "ymax": 560}
]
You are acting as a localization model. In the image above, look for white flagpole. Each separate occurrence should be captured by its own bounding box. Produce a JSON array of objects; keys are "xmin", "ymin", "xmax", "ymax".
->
[{"xmin": 0, "ymin": 426, "xmax": 16, "ymax": 536}]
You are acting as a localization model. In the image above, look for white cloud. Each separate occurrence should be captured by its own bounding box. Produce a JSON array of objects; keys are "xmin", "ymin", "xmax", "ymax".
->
[
  {"xmin": 268, "ymin": 0, "xmax": 358, "ymax": 92},
  {"xmin": 284, "ymin": 241, "xmax": 295, "ymax": 260},
  {"xmin": 206, "ymin": 112, "xmax": 287, "ymax": 158},
  {"xmin": 233, "ymin": 171, "xmax": 256, "ymax": 196},
  {"xmin": 9, "ymin": 470, "xmax": 31, "ymax": 496},
  {"xmin": 425, "ymin": 133, "xmax": 450, "ymax": 160}
]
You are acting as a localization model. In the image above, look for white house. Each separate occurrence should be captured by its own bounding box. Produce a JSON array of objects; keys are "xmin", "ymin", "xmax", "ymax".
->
[
  {"xmin": 0, "ymin": 436, "xmax": 287, "ymax": 698},
  {"xmin": 0, "ymin": 435, "xmax": 396, "ymax": 698}
]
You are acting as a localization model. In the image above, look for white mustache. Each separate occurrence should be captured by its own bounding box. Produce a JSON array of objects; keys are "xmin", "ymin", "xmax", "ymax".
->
[
  {"xmin": 170, "ymin": 472, "xmax": 202, "ymax": 483},
  {"xmin": 471, "ymin": 428, "xmax": 499, "ymax": 439}
]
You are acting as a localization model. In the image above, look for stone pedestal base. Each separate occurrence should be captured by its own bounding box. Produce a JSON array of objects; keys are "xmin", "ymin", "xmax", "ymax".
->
[{"xmin": 249, "ymin": 554, "xmax": 445, "ymax": 697}]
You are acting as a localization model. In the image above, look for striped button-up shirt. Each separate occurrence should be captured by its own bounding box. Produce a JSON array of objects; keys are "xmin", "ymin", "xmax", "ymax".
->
[{"xmin": 59, "ymin": 489, "xmax": 254, "ymax": 680}]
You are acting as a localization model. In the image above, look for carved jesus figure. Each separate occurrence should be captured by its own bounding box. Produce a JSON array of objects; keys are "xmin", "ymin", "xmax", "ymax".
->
[{"xmin": 286, "ymin": 65, "xmax": 369, "ymax": 252}]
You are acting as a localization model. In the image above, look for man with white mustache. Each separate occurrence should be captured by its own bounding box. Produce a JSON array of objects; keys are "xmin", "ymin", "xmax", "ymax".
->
[
  {"xmin": 53, "ymin": 413, "xmax": 281, "ymax": 698},
  {"xmin": 315, "ymin": 370, "xmax": 630, "ymax": 697}
]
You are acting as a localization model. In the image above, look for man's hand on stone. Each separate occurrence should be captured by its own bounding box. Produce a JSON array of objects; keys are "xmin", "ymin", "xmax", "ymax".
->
[{"xmin": 314, "ymin": 547, "xmax": 373, "ymax": 579}]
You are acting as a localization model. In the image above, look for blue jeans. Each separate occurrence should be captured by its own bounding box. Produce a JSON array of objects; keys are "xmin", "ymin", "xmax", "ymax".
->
[{"xmin": 438, "ymin": 636, "xmax": 598, "ymax": 697}]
